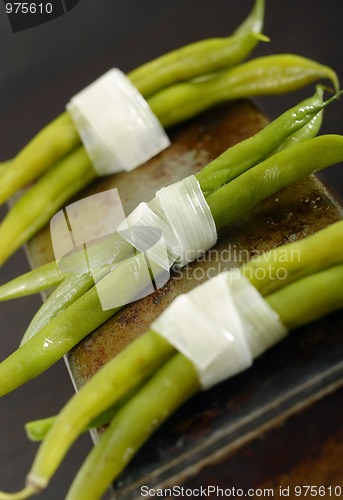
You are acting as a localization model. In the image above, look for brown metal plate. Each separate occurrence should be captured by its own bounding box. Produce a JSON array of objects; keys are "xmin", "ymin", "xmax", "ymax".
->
[{"xmin": 27, "ymin": 101, "xmax": 343, "ymax": 498}]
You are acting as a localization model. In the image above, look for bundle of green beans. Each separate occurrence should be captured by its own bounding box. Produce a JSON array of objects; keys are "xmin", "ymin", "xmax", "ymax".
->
[
  {"xmin": 0, "ymin": 0, "xmax": 340, "ymax": 265},
  {"xmin": 0, "ymin": 88, "xmax": 342, "ymax": 399},
  {"xmin": 1, "ymin": 220, "xmax": 342, "ymax": 500}
]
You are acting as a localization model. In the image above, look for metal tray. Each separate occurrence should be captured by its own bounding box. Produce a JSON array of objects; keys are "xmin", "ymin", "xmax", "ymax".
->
[{"xmin": 27, "ymin": 101, "xmax": 343, "ymax": 498}]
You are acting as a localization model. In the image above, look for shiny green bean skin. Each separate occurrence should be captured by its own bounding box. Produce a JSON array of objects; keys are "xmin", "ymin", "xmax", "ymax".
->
[
  {"xmin": 267, "ymin": 264, "xmax": 343, "ymax": 330},
  {"xmin": 59, "ymin": 265, "xmax": 343, "ymax": 500},
  {"xmin": 66, "ymin": 354, "xmax": 199, "ymax": 500},
  {"xmin": 0, "ymin": 253, "xmax": 163, "ymax": 396},
  {"xmin": 21, "ymin": 331, "xmax": 175, "ymax": 493},
  {"xmin": 148, "ymin": 54, "xmax": 339, "ymax": 128},
  {"xmin": 0, "ymin": 262, "xmax": 66, "ymax": 302},
  {"xmin": 196, "ymin": 85, "xmax": 326, "ymax": 193},
  {"xmin": 0, "ymin": 0, "xmax": 265, "ymax": 205},
  {"xmin": 242, "ymin": 219, "xmax": 343, "ymax": 296},
  {"xmin": 0, "ymin": 113, "xmax": 80, "ymax": 205},
  {"xmin": 208, "ymin": 135, "xmax": 343, "ymax": 230}
]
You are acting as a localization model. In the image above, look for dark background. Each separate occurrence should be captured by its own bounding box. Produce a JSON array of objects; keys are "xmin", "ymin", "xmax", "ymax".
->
[{"xmin": 0, "ymin": 1, "xmax": 342, "ymax": 498}]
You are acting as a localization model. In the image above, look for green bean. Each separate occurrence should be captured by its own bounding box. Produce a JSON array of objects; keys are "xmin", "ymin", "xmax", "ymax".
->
[
  {"xmin": 3, "ymin": 331, "xmax": 175, "ymax": 497},
  {"xmin": 68, "ymin": 268, "xmax": 343, "ymax": 500},
  {"xmin": 13, "ymin": 262, "xmax": 343, "ymax": 500},
  {"xmin": 207, "ymin": 134, "xmax": 343, "ymax": 230},
  {"xmin": 0, "ymin": 147, "xmax": 97, "ymax": 266},
  {"xmin": 66, "ymin": 354, "xmax": 199, "ymax": 500},
  {"xmin": 148, "ymin": 54, "xmax": 339, "ymax": 128},
  {"xmin": 0, "ymin": 0, "xmax": 265, "ymax": 205},
  {"xmin": 0, "ymin": 262, "xmax": 66, "ymax": 302},
  {"xmin": 20, "ymin": 232, "xmax": 135, "ymax": 344},
  {"xmin": 21, "ymin": 272, "xmax": 95, "ymax": 345},
  {"xmin": 196, "ymin": 85, "xmax": 327, "ymax": 193},
  {"xmin": 0, "ymin": 133, "xmax": 342, "ymax": 398},
  {"xmin": 25, "ymin": 383, "xmax": 141, "ymax": 442},
  {"xmin": 0, "ymin": 253, "xmax": 165, "ymax": 396},
  {"xmin": 0, "ymin": 113, "xmax": 80, "ymax": 206},
  {"xmin": 266, "ymin": 264, "xmax": 343, "ymax": 330},
  {"xmin": 128, "ymin": 0, "xmax": 266, "ymax": 97},
  {"xmin": 242, "ymin": 219, "xmax": 343, "ymax": 296},
  {"xmin": 0, "ymin": 225, "xmax": 133, "ymax": 302},
  {"xmin": 68, "ymin": 262, "xmax": 343, "ymax": 500}
]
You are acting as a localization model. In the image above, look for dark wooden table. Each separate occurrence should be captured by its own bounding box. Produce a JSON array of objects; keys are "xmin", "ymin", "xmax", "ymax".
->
[{"xmin": 0, "ymin": 1, "xmax": 342, "ymax": 498}]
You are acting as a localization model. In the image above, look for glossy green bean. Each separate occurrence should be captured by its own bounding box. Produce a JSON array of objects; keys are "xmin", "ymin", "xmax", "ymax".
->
[
  {"xmin": 0, "ymin": 147, "xmax": 97, "ymax": 266},
  {"xmin": 0, "ymin": 0, "xmax": 265, "ymax": 205},
  {"xmin": 207, "ymin": 135, "xmax": 343, "ymax": 230},
  {"xmin": 0, "ymin": 262, "xmax": 66, "ymax": 302},
  {"xmin": 13, "ymin": 331, "xmax": 175, "ymax": 495},
  {"xmin": 0, "ymin": 253, "xmax": 164, "ymax": 396},
  {"xmin": 242, "ymin": 219, "xmax": 343, "ymax": 296},
  {"xmin": 148, "ymin": 54, "xmax": 339, "ymax": 128},
  {"xmin": 0, "ymin": 113, "xmax": 80, "ymax": 205},
  {"xmin": 20, "ymin": 232, "xmax": 135, "ymax": 344},
  {"xmin": 196, "ymin": 85, "xmax": 326, "ymax": 193}
]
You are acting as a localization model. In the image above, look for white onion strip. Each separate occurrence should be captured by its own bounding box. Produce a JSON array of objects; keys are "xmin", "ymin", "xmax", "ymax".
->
[
  {"xmin": 67, "ymin": 68, "xmax": 170, "ymax": 176},
  {"xmin": 152, "ymin": 270, "xmax": 287, "ymax": 389},
  {"xmin": 117, "ymin": 175, "xmax": 218, "ymax": 271}
]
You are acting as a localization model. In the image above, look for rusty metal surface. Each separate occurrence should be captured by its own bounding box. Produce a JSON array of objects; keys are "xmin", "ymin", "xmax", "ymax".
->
[{"xmin": 26, "ymin": 101, "xmax": 343, "ymax": 497}]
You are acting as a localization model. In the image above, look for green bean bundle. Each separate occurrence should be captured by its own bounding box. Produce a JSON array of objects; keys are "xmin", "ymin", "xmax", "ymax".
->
[
  {"xmin": 1, "ymin": 221, "xmax": 342, "ymax": 500},
  {"xmin": 0, "ymin": 0, "xmax": 265, "ymax": 207}
]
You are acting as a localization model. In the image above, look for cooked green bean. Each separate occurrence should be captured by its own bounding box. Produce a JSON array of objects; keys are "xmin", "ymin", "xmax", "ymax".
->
[
  {"xmin": 242, "ymin": 219, "xmax": 343, "ymax": 296},
  {"xmin": 20, "ymin": 234, "xmax": 135, "ymax": 344},
  {"xmin": 0, "ymin": 262, "xmax": 66, "ymax": 302},
  {"xmin": 196, "ymin": 85, "xmax": 327, "ymax": 193},
  {"xmin": 0, "ymin": 0, "xmax": 265, "ymax": 206},
  {"xmin": 148, "ymin": 54, "xmax": 339, "ymax": 128},
  {"xmin": 0, "ymin": 113, "xmax": 80, "ymax": 205},
  {"xmin": 0, "ymin": 147, "xmax": 97, "ymax": 266},
  {"xmin": 0, "ymin": 134, "xmax": 342, "ymax": 398},
  {"xmin": 206, "ymin": 134, "xmax": 343, "ymax": 229},
  {"xmin": 66, "ymin": 353, "xmax": 198, "ymax": 500},
  {"xmin": 3, "ymin": 330, "xmax": 175, "ymax": 497}
]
